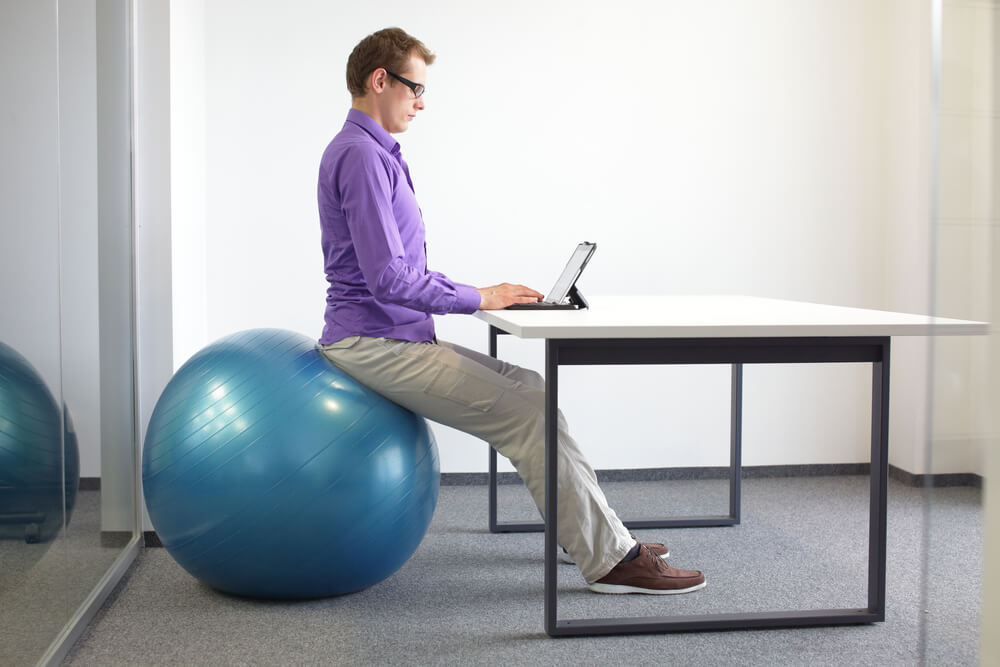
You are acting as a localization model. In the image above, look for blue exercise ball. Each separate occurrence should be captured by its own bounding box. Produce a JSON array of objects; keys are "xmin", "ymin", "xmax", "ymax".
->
[
  {"xmin": 142, "ymin": 329, "xmax": 439, "ymax": 599},
  {"xmin": 0, "ymin": 341, "xmax": 80, "ymax": 543}
]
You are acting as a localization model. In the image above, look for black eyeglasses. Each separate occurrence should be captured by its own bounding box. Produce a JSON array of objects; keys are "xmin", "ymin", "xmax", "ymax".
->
[{"xmin": 385, "ymin": 70, "xmax": 425, "ymax": 98}]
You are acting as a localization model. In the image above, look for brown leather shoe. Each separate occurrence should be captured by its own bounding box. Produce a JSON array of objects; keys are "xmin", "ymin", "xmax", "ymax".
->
[
  {"xmin": 588, "ymin": 545, "xmax": 706, "ymax": 595},
  {"xmin": 636, "ymin": 539, "xmax": 669, "ymax": 559},
  {"xmin": 561, "ymin": 534, "xmax": 669, "ymax": 565}
]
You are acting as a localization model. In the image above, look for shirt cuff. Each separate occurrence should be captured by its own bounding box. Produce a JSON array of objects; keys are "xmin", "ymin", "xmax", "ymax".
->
[{"xmin": 452, "ymin": 284, "xmax": 482, "ymax": 313}]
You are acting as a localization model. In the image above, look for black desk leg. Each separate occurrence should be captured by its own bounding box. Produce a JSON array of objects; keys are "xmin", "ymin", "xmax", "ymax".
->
[
  {"xmin": 730, "ymin": 364, "xmax": 743, "ymax": 522},
  {"xmin": 544, "ymin": 337, "xmax": 889, "ymax": 637},
  {"xmin": 488, "ymin": 326, "xmax": 741, "ymax": 533},
  {"xmin": 544, "ymin": 339, "xmax": 560, "ymax": 635},
  {"xmin": 868, "ymin": 342, "xmax": 890, "ymax": 619},
  {"xmin": 487, "ymin": 325, "xmax": 537, "ymax": 532},
  {"xmin": 488, "ymin": 327, "xmax": 498, "ymax": 532}
]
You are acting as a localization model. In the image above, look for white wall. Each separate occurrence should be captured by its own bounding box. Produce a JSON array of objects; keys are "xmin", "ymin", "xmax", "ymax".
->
[
  {"xmin": 170, "ymin": 0, "xmax": 938, "ymax": 475},
  {"xmin": 931, "ymin": 0, "xmax": 998, "ymax": 474},
  {"xmin": 169, "ymin": 0, "xmax": 206, "ymax": 380},
  {"xmin": 0, "ymin": 1, "xmax": 63, "ymax": 403},
  {"xmin": 58, "ymin": 0, "xmax": 103, "ymax": 480},
  {"xmin": 133, "ymin": 0, "xmax": 174, "ymax": 446},
  {"xmin": 0, "ymin": 0, "xmax": 106, "ymax": 477},
  {"xmin": 3, "ymin": 0, "xmax": 135, "ymax": 484},
  {"xmin": 882, "ymin": 0, "xmax": 933, "ymax": 477},
  {"xmin": 133, "ymin": 0, "xmax": 175, "ymax": 531}
]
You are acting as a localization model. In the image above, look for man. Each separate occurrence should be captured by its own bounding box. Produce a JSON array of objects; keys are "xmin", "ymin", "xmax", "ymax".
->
[{"xmin": 317, "ymin": 27, "xmax": 705, "ymax": 595}]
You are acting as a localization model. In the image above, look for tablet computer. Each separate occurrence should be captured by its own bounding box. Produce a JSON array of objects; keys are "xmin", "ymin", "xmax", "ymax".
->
[{"xmin": 506, "ymin": 242, "xmax": 595, "ymax": 310}]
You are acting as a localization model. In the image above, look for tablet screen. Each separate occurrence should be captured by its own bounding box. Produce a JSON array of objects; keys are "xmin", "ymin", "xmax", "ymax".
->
[{"xmin": 544, "ymin": 242, "xmax": 596, "ymax": 303}]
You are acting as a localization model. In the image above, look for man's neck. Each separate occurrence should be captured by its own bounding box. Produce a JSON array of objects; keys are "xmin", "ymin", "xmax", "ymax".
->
[{"xmin": 351, "ymin": 100, "xmax": 386, "ymax": 133}]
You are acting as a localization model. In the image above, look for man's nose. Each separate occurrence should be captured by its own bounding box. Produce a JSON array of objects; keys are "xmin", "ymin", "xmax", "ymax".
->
[{"xmin": 415, "ymin": 96, "xmax": 425, "ymax": 111}]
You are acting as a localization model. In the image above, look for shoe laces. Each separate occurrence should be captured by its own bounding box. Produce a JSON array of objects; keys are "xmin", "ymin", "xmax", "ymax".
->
[{"xmin": 641, "ymin": 545, "xmax": 670, "ymax": 573}]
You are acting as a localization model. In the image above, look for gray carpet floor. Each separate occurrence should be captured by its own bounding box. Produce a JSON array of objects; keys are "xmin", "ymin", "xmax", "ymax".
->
[
  {"xmin": 1, "ymin": 490, "xmax": 128, "ymax": 666},
  {"xmin": 62, "ymin": 476, "xmax": 982, "ymax": 666}
]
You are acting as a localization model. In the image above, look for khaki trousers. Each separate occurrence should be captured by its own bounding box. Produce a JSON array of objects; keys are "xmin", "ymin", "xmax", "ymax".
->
[{"xmin": 318, "ymin": 335, "xmax": 633, "ymax": 583}]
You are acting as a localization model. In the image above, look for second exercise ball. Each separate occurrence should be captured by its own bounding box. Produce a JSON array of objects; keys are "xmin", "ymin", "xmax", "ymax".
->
[
  {"xmin": 0, "ymin": 341, "xmax": 80, "ymax": 543},
  {"xmin": 141, "ymin": 329, "xmax": 439, "ymax": 599}
]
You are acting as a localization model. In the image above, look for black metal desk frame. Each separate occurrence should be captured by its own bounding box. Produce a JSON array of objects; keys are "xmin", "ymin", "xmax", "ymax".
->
[
  {"xmin": 488, "ymin": 327, "xmax": 743, "ymax": 532},
  {"xmin": 487, "ymin": 325, "xmax": 890, "ymax": 637}
]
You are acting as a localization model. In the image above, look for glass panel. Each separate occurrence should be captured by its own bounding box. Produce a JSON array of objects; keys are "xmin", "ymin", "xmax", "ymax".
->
[
  {"xmin": 926, "ymin": 0, "xmax": 996, "ymax": 662},
  {"xmin": 57, "ymin": 0, "xmax": 139, "ymax": 590},
  {"xmin": 0, "ymin": 2, "xmax": 74, "ymax": 662},
  {"xmin": 0, "ymin": 1, "xmax": 137, "ymax": 663}
]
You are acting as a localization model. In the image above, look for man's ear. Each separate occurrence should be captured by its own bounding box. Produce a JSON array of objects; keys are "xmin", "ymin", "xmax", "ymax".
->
[{"xmin": 370, "ymin": 68, "xmax": 387, "ymax": 95}]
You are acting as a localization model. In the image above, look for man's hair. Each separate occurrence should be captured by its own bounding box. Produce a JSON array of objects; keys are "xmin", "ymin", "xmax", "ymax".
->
[{"xmin": 346, "ymin": 28, "xmax": 435, "ymax": 99}]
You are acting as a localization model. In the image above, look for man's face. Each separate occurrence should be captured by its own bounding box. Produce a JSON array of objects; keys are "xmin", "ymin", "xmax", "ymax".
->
[{"xmin": 377, "ymin": 54, "xmax": 427, "ymax": 134}]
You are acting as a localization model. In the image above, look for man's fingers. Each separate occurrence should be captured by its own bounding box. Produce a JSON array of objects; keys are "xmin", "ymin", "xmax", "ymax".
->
[
  {"xmin": 476, "ymin": 282, "xmax": 545, "ymax": 309},
  {"xmin": 497, "ymin": 284, "xmax": 543, "ymax": 299},
  {"xmin": 511, "ymin": 284, "xmax": 544, "ymax": 299}
]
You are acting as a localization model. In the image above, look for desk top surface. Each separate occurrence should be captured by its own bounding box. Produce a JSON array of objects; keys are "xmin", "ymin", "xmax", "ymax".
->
[{"xmin": 473, "ymin": 295, "xmax": 990, "ymax": 339}]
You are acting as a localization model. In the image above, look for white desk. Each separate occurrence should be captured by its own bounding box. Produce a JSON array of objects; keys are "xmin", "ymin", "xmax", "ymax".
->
[{"xmin": 475, "ymin": 295, "xmax": 988, "ymax": 637}]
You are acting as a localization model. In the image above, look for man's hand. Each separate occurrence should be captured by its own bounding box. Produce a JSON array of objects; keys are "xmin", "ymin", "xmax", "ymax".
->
[{"xmin": 477, "ymin": 283, "xmax": 545, "ymax": 310}]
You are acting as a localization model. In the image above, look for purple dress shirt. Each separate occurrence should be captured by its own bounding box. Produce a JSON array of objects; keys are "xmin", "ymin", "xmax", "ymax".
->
[{"xmin": 317, "ymin": 109, "xmax": 482, "ymax": 344}]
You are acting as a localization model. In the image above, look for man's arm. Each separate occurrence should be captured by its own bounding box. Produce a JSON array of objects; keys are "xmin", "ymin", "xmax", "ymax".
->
[
  {"xmin": 425, "ymin": 270, "xmax": 542, "ymax": 310},
  {"xmin": 337, "ymin": 146, "xmax": 482, "ymax": 314},
  {"xmin": 338, "ymin": 147, "xmax": 542, "ymax": 313}
]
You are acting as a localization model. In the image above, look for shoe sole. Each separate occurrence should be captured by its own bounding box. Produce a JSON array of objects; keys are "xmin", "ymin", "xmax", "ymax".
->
[
  {"xmin": 588, "ymin": 580, "xmax": 707, "ymax": 595},
  {"xmin": 560, "ymin": 549, "xmax": 670, "ymax": 565}
]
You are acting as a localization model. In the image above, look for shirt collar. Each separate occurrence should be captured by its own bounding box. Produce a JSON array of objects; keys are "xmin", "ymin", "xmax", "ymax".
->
[{"xmin": 346, "ymin": 108, "xmax": 400, "ymax": 157}]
